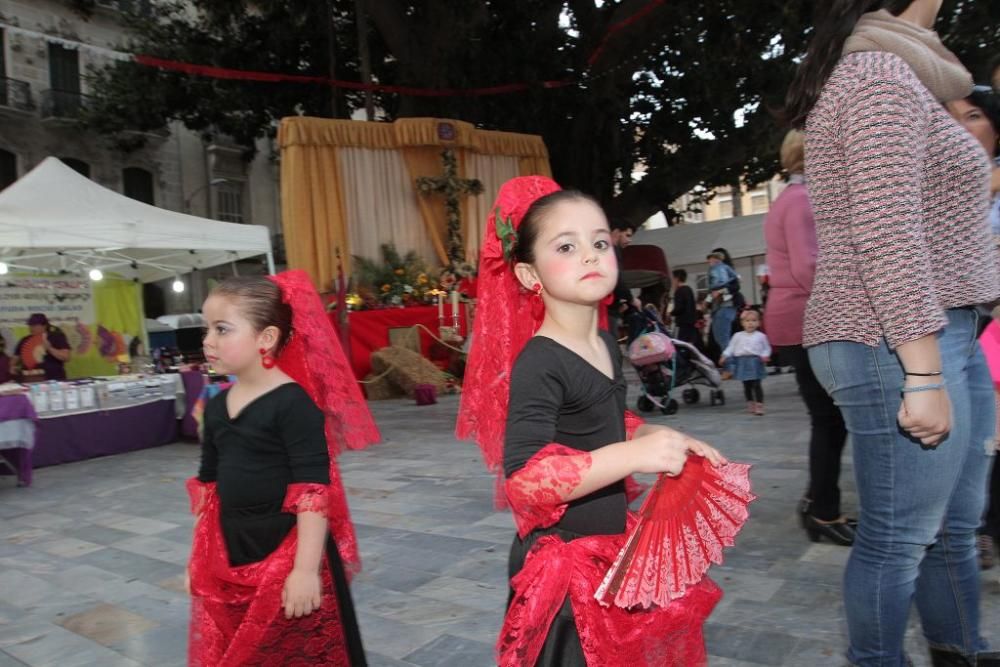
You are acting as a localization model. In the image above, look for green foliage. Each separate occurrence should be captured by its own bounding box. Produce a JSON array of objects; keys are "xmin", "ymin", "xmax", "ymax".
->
[
  {"xmin": 352, "ymin": 244, "xmax": 435, "ymax": 307},
  {"xmin": 82, "ymin": 1, "xmax": 1000, "ymax": 223}
]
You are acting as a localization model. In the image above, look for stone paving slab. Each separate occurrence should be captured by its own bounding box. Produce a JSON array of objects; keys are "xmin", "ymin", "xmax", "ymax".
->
[{"xmin": 1, "ymin": 372, "xmax": 997, "ymax": 665}]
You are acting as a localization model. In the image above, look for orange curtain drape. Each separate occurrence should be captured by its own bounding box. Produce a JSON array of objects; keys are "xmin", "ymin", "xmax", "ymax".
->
[{"xmin": 278, "ymin": 117, "xmax": 552, "ymax": 289}]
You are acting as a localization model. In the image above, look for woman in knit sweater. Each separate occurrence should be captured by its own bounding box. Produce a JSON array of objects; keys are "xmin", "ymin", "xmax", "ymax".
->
[
  {"xmin": 764, "ymin": 130, "xmax": 855, "ymax": 547},
  {"xmin": 785, "ymin": 1, "xmax": 1000, "ymax": 666}
]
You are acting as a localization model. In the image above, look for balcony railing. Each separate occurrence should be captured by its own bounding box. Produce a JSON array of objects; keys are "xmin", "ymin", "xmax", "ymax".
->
[
  {"xmin": 0, "ymin": 77, "xmax": 34, "ymax": 112},
  {"xmin": 40, "ymin": 89, "xmax": 93, "ymax": 120}
]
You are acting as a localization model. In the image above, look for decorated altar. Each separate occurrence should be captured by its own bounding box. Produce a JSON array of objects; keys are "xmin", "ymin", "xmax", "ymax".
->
[{"xmin": 277, "ymin": 116, "xmax": 552, "ymax": 290}]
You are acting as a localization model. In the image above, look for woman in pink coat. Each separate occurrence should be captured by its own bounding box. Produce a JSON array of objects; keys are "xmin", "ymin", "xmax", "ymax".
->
[{"xmin": 764, "ymin": 130, "xmax": 854, "ymax": 546}]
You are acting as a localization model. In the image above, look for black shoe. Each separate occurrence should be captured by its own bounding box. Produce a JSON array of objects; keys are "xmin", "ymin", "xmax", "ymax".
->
[
  {"xmin": 804, "ymin": 514, "xmax": 855, "ymax": 546},
  {"xmin": 929, "ymin": 647, "xmax": 1000, "ymax": 666}
]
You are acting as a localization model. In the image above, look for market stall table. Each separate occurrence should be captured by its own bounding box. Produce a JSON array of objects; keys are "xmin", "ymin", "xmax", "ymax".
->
[
  {"xmin": 0, "ymin": 394, "xmax": 37, "ymax": 486},
  {"xmin": 0, "ymin": 377, "xmax": 182, "ymax": 487}
]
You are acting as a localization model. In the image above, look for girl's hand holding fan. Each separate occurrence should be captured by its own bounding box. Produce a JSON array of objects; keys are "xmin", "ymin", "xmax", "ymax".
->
[{"xmin": 595, "ymin": 456, "xmax": 755, "ymax": 610}]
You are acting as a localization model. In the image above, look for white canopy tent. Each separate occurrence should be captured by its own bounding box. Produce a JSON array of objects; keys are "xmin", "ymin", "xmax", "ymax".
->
[{"xmin": 0, "ymin": 157, "xmax": 274, "ymax": 283}]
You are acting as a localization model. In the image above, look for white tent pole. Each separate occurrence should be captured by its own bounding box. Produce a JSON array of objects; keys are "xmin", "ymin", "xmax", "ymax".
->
[
  {"xmin": 135, "ymin": 282, "xmax": 149, "ymax": 361},
  {"xmin": 266, "ymin": 251, "xmax": 275, "ymax": 275}
]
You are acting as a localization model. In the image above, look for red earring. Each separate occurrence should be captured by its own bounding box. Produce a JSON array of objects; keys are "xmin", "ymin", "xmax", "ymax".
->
[
  {"xmin": 259, "ymin": 347, "xmax": 277, "ymax": 369},
  {"xmin": 530, "ymin": 283, "xmax": 545, "ymax": 320}
]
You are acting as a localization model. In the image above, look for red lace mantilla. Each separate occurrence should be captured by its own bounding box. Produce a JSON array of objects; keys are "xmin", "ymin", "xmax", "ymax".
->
[
  {"xmin": 186, "ymin": 479, "xmax": 352, "ymax": 666},
  {"xmin": 456, "ymin": 177, "xmax": 611, "ymax": 498},
  {"xmin": 269, "ymin": 270, "xmax": 380, "ymax": 574}
]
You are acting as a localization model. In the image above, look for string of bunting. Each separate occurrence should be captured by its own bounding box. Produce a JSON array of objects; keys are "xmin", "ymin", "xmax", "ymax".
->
[{"xmin": 0, "ymin": 1, "xmax": 668, "ymax": 99}]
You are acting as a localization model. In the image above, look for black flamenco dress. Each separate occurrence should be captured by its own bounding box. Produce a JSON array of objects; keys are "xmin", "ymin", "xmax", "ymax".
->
[
  {"xmin": 500, "ymin": 330, "xmax": 720, "ymax": 667},
  {"xmin": 190, "ymin": 383, "xmax": 365, "ymax": 666},
  {"xmin": 504, "ymin": 330, "xmax": 629, "ymax": 665}
]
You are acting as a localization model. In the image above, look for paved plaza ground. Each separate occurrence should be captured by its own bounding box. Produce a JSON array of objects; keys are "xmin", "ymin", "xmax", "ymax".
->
[{"xmin": 1, "ymin": 372, "xmax": 998, "ymax": 666}]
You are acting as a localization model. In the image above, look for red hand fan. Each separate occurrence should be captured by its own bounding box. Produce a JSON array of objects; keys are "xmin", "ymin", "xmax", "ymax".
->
[
  {"xmin": 19, "ymin": 335, "xmax": 45, "ymax": 370},
  {"xmin": 595, "ymin": 456, "xmax": 755, "ymax": 609}
]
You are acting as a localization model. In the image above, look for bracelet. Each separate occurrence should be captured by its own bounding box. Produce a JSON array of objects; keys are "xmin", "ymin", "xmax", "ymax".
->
[
  {"xmin": 903, "ymin": 371, "xmax": 942, "ymax": 377},
  {"xmin": 901, "ymin": 383, "xmax": 945, "ymax": 394}
]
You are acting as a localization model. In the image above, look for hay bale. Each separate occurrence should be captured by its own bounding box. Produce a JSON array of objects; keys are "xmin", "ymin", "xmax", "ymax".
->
[
  {"xmin": 362, "ymin": 372, "xmax": 404, "ymax": 401},
  {"xmin": 370, "ymin": 345, "xmax": 446, "ymax": 398}
]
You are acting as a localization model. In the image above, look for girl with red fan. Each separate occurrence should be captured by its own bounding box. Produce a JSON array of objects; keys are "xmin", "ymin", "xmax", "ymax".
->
[
  {"xmin": 457, "ymin": 178, "xmax": 739, "ymax": 666},
  {"xmin": 186, "ymin": 272, "xmax": 379, "ymax": 666}
]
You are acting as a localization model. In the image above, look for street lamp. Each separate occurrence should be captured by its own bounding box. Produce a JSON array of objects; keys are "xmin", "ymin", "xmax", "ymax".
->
[{"xmin": 183, "ymin": 177, "xmax": 229, "ymax": 214}]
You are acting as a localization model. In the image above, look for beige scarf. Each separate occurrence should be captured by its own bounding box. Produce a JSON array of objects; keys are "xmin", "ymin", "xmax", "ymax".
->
[{"xmin": 843, "ymin": 9, "xmax": 973, "ymax": 102}]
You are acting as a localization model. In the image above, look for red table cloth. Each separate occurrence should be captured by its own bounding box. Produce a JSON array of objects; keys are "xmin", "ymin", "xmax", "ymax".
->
[{"xmin": 344, "ymin": 304, "xmax": 467, "ymax": 380}]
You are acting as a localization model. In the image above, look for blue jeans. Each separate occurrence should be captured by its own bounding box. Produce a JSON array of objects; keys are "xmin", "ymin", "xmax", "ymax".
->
[
  {"xmin": 711, "ymin": 305, "xmax": 737, "ymax": 371},
  {"xmin": 809, "ymin": 308, "xmax": 996, "ymax": 666}
]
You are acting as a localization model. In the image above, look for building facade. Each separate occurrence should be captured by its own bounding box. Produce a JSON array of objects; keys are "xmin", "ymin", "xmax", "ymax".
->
[
  {"xmin": 645, "ymin": 176, "xmax": 788, "ymax": 229},
  {"xmin": 0, "ymin": 0, "xmax": 282, "ymax": 315}
]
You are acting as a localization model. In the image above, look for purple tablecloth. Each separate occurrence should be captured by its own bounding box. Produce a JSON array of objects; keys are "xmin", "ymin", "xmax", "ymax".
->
[
  {"xmin": 2, "ymin": 399, "xmax": 179, "ymax": 486},
  {"xmin": 180, "ymin": 371, "xmax": 206, "ymax": 439},
  {"xmin": 0, "ymin": 394, "xmax": 38, "ymax": 421},
  {"xmin": 30, "ymin": 400, "xmax": 178, "ymax": 469},
  {"xmin": 0, "ymin": 395, "xmax": 38, "ymax": 486}
]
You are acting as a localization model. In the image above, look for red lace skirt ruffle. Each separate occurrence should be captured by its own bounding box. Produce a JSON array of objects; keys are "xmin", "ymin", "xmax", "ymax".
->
[
  {"xmin": 499, "ymin": 514, "xmax": 721, "ymax": 667},
  {"xmin": 187, "ymin": 480, "xmax": 352, "ymax": 666}
]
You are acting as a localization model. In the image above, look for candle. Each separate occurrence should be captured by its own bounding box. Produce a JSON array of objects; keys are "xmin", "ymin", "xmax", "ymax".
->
[
  {"xmin": 437, "ymin": 293, "xmax": 444, "ymax": 320},
  {"xmin": 450, "ymin": 290, "xmax": 459, "ymax": 315}
]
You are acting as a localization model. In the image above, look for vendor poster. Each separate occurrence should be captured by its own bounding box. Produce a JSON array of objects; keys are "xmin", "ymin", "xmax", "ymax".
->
[{"xmin": 0, "ymin": 276, "xmax": 95, "ymax": 328}]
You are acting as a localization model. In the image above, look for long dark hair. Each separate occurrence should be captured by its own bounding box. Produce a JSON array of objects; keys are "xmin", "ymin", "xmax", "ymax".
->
[
  {"xmin": 784, "ymin": 0, "xmax": 915, "ymax": 128},
  {"xmin": 966, "ymin": 86, "xmax": 1000, "ymax": 159}
]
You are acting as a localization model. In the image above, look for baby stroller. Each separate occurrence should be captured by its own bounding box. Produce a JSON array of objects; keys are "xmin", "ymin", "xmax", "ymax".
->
[{"xmin": 626, "ymin": 308, "xmax": 725, "ymax": 415}]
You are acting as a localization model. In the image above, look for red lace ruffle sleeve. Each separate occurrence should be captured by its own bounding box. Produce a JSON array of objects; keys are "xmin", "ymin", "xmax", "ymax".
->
[
  {"xmin": 282, "ymin": 482, "xmax": 331, "ymax": 515},
  {"xmin": 504, "ymin": 443, "xmax": 592, "ymax": 538}
]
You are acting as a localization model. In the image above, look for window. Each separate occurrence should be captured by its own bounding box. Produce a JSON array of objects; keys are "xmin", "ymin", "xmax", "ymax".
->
[
  {"xmin": 48, "ymin": 44, "xmax": 81, "ymax": 117},
  {"xmin": 216, "ymin": 182, "xmax": 245, "ymax": 223},
  {"xmin": 717, "ymin": 196, "xmax": 733, "ymax": 219},
  {"xmin": 60, "ymin": 157, "xmax": 90, "ymax": 178},
  {"xmin": 751, "ymin": 191, "xmax": 769, "ymax": 214},
  {"xmin": 0, "ymin": 29, "xmax": 7, "ymax": 107},
  {"xmin": 0, "ymin": 149, "xmax": 16, "ymax": 190},
  {"xmin": 123, "ymin": 167, "xmax": 154, "ymax": 204}
]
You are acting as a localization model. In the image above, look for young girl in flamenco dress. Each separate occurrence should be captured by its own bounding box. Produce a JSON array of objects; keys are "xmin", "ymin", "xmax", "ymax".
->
[
  {"xmin": 186, "ymin": 271, "xmax": 379, "ymax": 666},
  {"xmin": 457, "ymin": 177, "xmax": 733, "ymax": 666}
]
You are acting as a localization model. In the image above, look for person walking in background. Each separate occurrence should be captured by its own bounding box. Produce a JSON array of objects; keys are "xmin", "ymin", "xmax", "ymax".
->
[
  {"xmin": 607, "ymin": 221, "xmax": 641, "ymax": 340},
  {"xmin": 671, "ymin": 269, "xmax": 701, "ymax": 349},
  {"xmin": 764, "ymin": 129, "xmax": 855, "ymax": 547},
  {"xmin": 785, "ymin": 0, "xmax": 1000, "ymax": 664},
  {"xmin": 719, "ymin": 309, "xmax": 771, "ymax": 416},
  {"xmin": 947, "ymin": 85, "xmax": 1000, "ymax": 571},
  {"xmin": 706, "ymin": 251, "xmax": 742, "ymax": 379}
]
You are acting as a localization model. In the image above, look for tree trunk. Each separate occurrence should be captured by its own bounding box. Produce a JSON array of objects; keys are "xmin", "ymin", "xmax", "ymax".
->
[
  {"xmin": 731, "ymin": 179, "xmax": 743, "ymax": 217},
  {"xmin": 355, "ymin": 0, "xmax": 374, "ymax": 121},
  {"xmin": 326, "ymin": 0, "xmax": 340, "ymax": 118}
]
